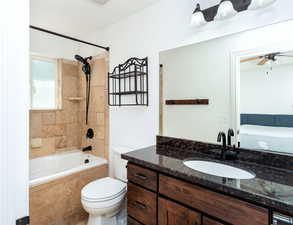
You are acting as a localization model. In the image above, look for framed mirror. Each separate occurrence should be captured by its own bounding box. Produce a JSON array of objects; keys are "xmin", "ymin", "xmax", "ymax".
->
[{"xmin": 159, "ymin": 19, "xmax": 293, "ymax": 155}]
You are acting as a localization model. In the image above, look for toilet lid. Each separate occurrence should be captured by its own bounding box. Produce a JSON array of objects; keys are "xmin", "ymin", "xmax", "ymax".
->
[{"xmin": 82, "ymin": 177, "xmax": 126, "ymax": 201}]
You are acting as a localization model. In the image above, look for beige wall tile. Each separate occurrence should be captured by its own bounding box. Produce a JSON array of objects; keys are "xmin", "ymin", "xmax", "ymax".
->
[
  {"xmin": 62, "ymin": 62, "xmax": 78, "ymax": 77},
  {"xmin": 55, "ymin": 136, "xmax": 67, "ymax": 149},
  {"xmin": 42, "ymin": 112, "xmax": 56, "ymax": 125},
  {"xmin": 63, "ymin": 75, "xmax": 79, "ymax": 97},
  {"xmin": 67, "ymin": 135, "xmax": 81, "ymax": 148},
  {"xmin": 30, "ymin": 165, "xmax": 108, "ymax": 225},
  {"xmin": 55, "ymin": 110, "xmax": 67, "ymax": 124},
  {"xmin": 91, "ymin": 58, "xmax": 107, "ymax": 87},
  {"xmin": 96, "ymin": 126, "xmax": 105, "ymax": 139},
  {"xmin": 30, "ymin": 137, "xmax": 55, "ymax": 158},
  {"xmin": 30, "ymin": 112, "xmax": 43, "ymax": 138},
  {"xmin": 97, "ymin": 113, "xmax": 105, "ymax": 126},
  {"xmin": 93, "ymin": 139, "xmax": 105, "ymax": 158},
  {"xmin": 43, "ymin": 124, "xmax": 66, "ymax": 137}
]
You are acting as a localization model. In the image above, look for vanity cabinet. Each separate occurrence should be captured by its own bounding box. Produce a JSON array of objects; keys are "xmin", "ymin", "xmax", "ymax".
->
[
  {"xmin": 127, "ymin": 163, "xmax": 270, "ymax": 225},
  {"xmin": 158, "ymin": 198, "xmax": 201, "ymax": 225},
  {"xmin": 127, "ymin": 183, "xmax": 157, "ymax": 225},
  {"xmin": 202, "ymin": 217, "xmax": 225, "ymax": 225}
]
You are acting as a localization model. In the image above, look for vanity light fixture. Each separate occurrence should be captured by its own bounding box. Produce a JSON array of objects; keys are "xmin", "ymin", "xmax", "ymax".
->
[
  {"xmin": 190, "ymin": 4, "xmax": 207, "ymax": 27},
  {"xmin": 215, "ymin": 0, "xmax": 237, "ymax": 20},
  {"xmin": 248, "ymin": 0, "xmax": 276, "ymax": 10},
  {"xmin": 190, "ymin": 0, "xmax": 277, "ymax": 25}
]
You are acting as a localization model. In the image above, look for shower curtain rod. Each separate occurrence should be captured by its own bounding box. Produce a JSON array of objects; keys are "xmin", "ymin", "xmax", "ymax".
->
[{"xmin": 30, "ymin": 25, "xmax": 110, "ymax": 51}]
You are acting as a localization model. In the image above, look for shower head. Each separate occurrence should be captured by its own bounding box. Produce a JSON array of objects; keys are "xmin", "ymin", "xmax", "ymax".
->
[
  {"xmin": 75, "ymin": 54, "xmax": 87, "ymax": 64},
  {"xmin": 75, "ymin": 55, "xmax": 93, "ymax": 65},
  {"xmin": 75, "ymin": 55, "xmax": 93, "ymax": 75}
]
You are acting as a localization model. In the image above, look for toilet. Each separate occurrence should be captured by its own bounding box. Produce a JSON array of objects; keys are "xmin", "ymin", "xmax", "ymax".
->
[{"xmin": 81, "ymin": 147, "xmax": 133, "ymax": 225}]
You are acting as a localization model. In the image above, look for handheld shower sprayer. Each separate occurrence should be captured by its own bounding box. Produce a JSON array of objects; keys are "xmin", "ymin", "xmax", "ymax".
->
[
  {"xmin": 74, "ymin": 54, "xmax": 93, "ymax": 124},
  {"xmin": 74, "ymin": 55, "xmax": 92, "ymax": 75}
]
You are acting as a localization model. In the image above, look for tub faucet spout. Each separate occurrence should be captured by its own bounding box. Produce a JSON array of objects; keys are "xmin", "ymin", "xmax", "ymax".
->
[{"xmin": 83, "ymin": 146, "xmax": 92, "ymax": 152}]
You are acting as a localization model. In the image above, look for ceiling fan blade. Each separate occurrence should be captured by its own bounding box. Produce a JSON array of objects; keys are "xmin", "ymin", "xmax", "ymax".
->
[
  {"xmin": 277, "ymin": 55, "xmax": 293, "ymax": 58},
  {"xmin": 240, "ymin": 56, "xmax": 263, "ymax": 63},
  {"xmin": 257, "ymin": 58, "xmax": 269, "ymax": 66}
]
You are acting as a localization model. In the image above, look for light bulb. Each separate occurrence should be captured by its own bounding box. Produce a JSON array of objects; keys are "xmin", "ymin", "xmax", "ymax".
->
[
  {"xmin": 215, "ymin": 0, "xmax": 237, "ymax": 20},
  {"xmin": 190, "ymin": 4, "xmax": 207, "ymax": 27},
  {"xmin": 191, "ymin": 12, "xmax": 207, "ymax": 27}
]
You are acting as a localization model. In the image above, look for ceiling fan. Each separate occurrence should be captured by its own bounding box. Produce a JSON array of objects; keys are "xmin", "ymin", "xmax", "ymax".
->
[{"xmin": 240, "ymin": 52, "xmax": 293, "ymax": 66}]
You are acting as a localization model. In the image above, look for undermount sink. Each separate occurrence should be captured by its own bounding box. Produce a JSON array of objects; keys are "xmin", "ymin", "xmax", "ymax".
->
[{"xmin": 183, "ymin": 160, "xmax": 255, "ymax": 180}]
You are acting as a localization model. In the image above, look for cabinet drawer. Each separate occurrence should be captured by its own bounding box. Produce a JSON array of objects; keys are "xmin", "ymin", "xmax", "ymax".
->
[
  {"xmin": 159, "ymin": 175, "xmax": 269, "ymax": 225},
  {"xmin": 128, "ymin": 216, "xmax": 143, "ymax": 225},
  {"xmin": 128, "ymin": 164, "xmax": 157, "ymax": 191},
  {"xmin": 127, "ymin": 183, "xmax": 157, "ymax": 225}
]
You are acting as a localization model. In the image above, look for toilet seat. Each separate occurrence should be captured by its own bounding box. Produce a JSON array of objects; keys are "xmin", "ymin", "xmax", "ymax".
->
[{"xmin": 81, "ymin": 177, "xmax": 126, "ymax": 203}]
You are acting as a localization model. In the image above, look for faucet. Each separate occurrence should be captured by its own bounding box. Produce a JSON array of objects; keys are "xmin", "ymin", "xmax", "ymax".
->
[
  {"xmin": 227, "ymin": 128, "xmax": 234, "ymax": 146},
  {"xmin": 82, "ymin": 146, "xmax": 92, "ymax": 152},
  {"xmin": 217, "ymin": 131, "xmax": 227, "ymax": 159},
  {"xmin": 217, "ymin": 129, "xmax": 239, "ymax": 160}
]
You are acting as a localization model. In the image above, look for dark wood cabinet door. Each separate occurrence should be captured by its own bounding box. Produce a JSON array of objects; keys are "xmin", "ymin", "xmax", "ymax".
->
[
  {"xmin": 128, "ymin": 216, "xmax": 143, "ymax": 225},
  {"xmin": 127, "ymin": 183, "xmax": 157, "ymax": 225},
  {"xmin": 158, "ymin": 197, "xmax": 201, "ymax": 225},
  {"xmin": 203, "ymin": 217, "xmax": 224, "ymax": 225}
]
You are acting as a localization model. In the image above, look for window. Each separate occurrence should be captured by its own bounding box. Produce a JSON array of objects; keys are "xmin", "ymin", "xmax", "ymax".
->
[{"xmin": 30, "ymin": 56, "xmax": 60, "ymax": 109}]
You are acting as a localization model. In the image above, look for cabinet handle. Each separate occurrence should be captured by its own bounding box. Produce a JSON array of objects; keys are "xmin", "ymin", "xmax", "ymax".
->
[
  {"xmin": 134, "ymin": 173, "xmax": 148, "ymax": 180},
  {"xmin": 132, "ymin": 200, "xmax": 147, "ymax": 210}
]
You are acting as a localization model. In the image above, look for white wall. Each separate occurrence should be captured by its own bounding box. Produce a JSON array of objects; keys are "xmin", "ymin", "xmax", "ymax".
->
[
  {"xmin": 94, "ymin": 0, "xmax": 293, "ymax": 156},
  {"xmin": 0, "ymin": 0, "xmax": 29, "ymax": 224},
  {"xmin": 241, "ymin": 63, "xmax": 293, "ymax": 114},
  {"xmin": 30, "ymin": 29, "xmax": 104, "ymax": 60}
]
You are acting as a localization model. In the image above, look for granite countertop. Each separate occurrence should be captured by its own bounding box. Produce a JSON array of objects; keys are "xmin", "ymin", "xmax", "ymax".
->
[{"xmin": 122, "ymin": 145, "xmax": 293, "ymax": 216}]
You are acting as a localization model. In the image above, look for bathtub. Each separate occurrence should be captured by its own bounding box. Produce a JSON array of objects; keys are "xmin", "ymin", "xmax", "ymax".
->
[{"xmin": 30, "ymin": 150, "xmax": 108, "ymax": 187}]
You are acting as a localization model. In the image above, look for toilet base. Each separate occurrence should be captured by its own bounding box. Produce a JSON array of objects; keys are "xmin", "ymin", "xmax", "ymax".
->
[{"xmin": 87, "ymin": 215, "xmax": 117, "ymax": 225}]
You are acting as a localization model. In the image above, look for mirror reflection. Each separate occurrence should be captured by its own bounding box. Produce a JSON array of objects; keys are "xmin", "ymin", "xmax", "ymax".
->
[
  {"xmin": 238, "ymin": 51, "xmax": 293, "ymax": 154},
  {"xmin": 159, "ymin": 20, "xmax": 293, "ymax": 155}
]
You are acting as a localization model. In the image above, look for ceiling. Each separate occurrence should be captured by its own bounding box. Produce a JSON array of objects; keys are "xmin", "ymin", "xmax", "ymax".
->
[{"xmin": 30, "ymin": 0, "xmax": 158, "ymax": 39}]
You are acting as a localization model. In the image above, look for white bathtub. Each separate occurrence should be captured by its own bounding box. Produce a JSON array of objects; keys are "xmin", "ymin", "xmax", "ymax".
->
[{"xmin": 30, "ymin": 150, "xmax": 108, "ymax": 187}]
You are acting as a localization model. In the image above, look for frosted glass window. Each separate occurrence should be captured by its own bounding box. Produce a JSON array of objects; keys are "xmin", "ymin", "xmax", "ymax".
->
[{"xmin": 30, "ymin": 57, "xmax": 58, "ymax": 109}]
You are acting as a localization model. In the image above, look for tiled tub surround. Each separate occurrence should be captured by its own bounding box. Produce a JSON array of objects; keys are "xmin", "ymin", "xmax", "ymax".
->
[
  {"xmin": 29, "ymin": 54, "xmax": 110, "ymax": 225},
  {"xmin": 30, "ymin": 54, "xmax": 109, "ymax": 159},
  {"xmin": 30, "ymin": 150, "xmax": 108, "ymax": 225},
  {"xmin": 122, "ymin": 137, "xmax": 293, "ymax": 216}
]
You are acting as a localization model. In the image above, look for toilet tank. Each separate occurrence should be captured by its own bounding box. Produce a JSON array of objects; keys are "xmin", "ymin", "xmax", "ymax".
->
[{"xmin": 113, "ymin": 146, "xmax": 133, "ymax": 182}]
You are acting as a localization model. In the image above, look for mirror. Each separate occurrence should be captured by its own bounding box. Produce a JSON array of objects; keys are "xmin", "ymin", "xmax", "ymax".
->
[
  {"xmin": 238, "ymin": 51, "xmax": 293, "ymax": 154},
  {"xmin": 159, "ymin": 19, "xmax": 293, "ymax": 155}
]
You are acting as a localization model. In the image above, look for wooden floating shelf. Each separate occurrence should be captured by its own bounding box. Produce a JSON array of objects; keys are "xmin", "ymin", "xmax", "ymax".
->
[{"xmin": 165, "ymin": 99, "xmax": 209, "ymax": 105}]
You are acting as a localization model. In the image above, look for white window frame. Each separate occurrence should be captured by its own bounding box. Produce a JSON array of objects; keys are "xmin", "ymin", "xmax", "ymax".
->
[{"xmin": 30, "ymin": 55, "xmax": 61, "ymax": 110}]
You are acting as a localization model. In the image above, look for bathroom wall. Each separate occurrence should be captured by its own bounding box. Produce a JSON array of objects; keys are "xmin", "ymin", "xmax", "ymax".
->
[
  {"xmin": 30, "ymin": 54, "xmax": 109, "ymax": 159},
  {"xmin": 93, "ymin": 0, "xmax": 293, "ymax": 175},
  {"xmin": 0, "ymin": 0, "xmax": 29, "ymax": 221},
  {"xmin": 240, "ymin": 63, "xmax": 293, "ymax": 115}
]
